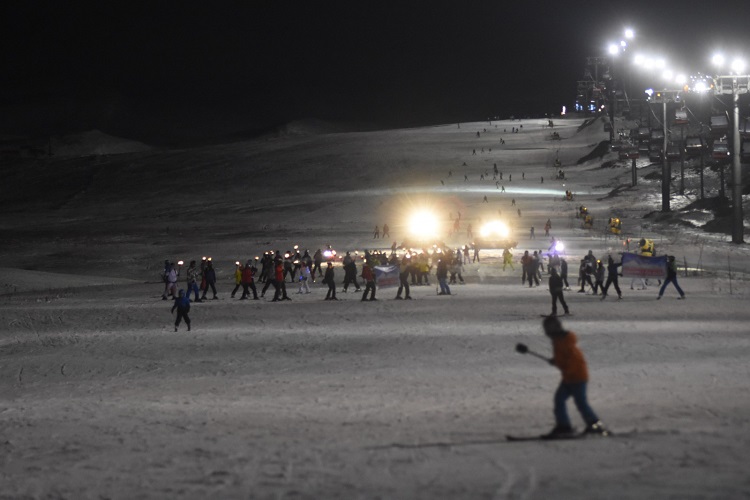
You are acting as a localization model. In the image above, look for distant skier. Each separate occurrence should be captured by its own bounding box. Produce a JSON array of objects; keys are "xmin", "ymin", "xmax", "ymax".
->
[
  {"xmin": 593, "ymin": 260, "xmax": 605, "ymax": 295},
  {"xmin": 483, "ymin": 195, "xmax": 488, "ymax": 203},
  {"xmin": 361, "ymin": 261, "xmax": 377, "ymax": 301},
  {"xmin": 231, "ymin": 262, "xmax": 242, "ymax": 298},
  {"xmin": 342, "ymin": 252, "xmax": 361, "ymax": 292},
  {"xmin": 511, "ymin": 198, "xmax": 516, "ymax": 206},
  {"xmin": 272, "ymin": 258, "xmax": 291, "ymax": 302},
  {"xmin": 323, "ymin": 262, "xmax": 338, "ymax": 300},
  {"xmin": 162, "ymin": 262, "xmax": 179, "ymax": 300},
  {"xmin": 541, "ymin": 316, "xmax": 607, "ymax": 437},
  {"xmin": 373, "ymin": 225, "xmax": 380, "ymax": 239},
  {"xmin": 560, "ymin": 258, "xmax": 570, "ymax": 290},
  {"xmin": 312, "ymin": 249, "xmax": 323, "ymax": 278},
  {"xmin": 395, "ymin": 256, "xmax": 412, "ymax": 299},
  {"xmin": 171, "ymin": 289, "xmax": 191, "ymax": 332},
  {"xmin": 185, "ymin": 260, "xmax": 202, "ymax": 302},
  {"xmin": 502, "ymin": 248, "xmax": 514, "ymax": 271},
  {"xmin": 548, "ymin": 267, "xmax": 570, "ymax": 316},
  {"xmin": 298, "ymin": 262, "xmax": 312, "ymax": 294},
  {"xmin": 436, "ymin": 258, "xmax": 451, "ymax": 295},
  {"xmin": 382, "ymin": 224, "xmax": 390, "ymax": 238},
  {"xmin": 657, "ymin": 256, "xmax": 686, "ymax": 300},
  {"xmin": 240, "ymin": 259, "xmax": 259, "ymax": 300},
  {"xmin": 600, "ymin": 255, "xmax": 622, "ymax": 300},
  {"xmin": 530, "ymin": 226, "xmax": 535, "ymax": 239},
  {"xmin": 200, "ymin": 261, "xmax": 218, "ymax": 300}
]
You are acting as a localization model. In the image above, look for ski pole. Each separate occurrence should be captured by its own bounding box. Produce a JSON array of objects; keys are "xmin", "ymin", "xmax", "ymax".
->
[{"xmin": 515, "ymin": 343, "xmax": 551, "ymax": 363}]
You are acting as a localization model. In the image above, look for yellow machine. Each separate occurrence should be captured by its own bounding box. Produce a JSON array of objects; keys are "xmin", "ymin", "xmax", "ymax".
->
[
  {"xmin": 608, "ymin": 217, "xmax": 622, "ymax": 235},
  {"xmin": 639, "ymin": 238, "xmax": 655, "ymax": 257},
  {"xmin": 583, "ymin": 215, "xmax": 594, "ymax": 229},
  {"xmin": 578, "ymin": 206, "xmax": 588, "ymax": 218}
]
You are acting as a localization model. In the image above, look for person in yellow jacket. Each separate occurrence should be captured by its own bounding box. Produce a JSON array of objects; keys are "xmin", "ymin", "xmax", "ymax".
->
[
  {"xmin": 231, "ymin": 261, "xmax": 243, "ymax": 298},
  {"xmin": 503, "ymin": 248, "xmax": 515, "ymax": 271},
  {"xmin": 543, "ymin": 316, "xmax": 607, "ymax": 437}
]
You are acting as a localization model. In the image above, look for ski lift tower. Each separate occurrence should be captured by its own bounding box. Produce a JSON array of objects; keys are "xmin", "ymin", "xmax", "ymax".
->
[
  {"xmin": 650, "ymin": 88, "xmax": 682, "ymax": 212},
  {"xmin": 713, "ymin": 73, "xmax": 749, "ymax": 243}
]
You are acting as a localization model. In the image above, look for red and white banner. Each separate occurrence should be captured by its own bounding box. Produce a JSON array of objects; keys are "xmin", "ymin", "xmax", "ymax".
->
[{"xmin": 621, "ymin": 253, "xmax": 667, "ymax": 279}]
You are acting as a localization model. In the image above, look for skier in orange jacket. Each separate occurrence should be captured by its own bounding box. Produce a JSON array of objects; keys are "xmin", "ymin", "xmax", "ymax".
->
[{"xmin": 543, "ymin": 316, "xmax": 607, "ymax": 437}]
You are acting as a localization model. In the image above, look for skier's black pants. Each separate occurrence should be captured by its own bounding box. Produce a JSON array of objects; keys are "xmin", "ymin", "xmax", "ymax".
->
[
  {"xmin": 362, "ymin": 281, "xmax": 376, "ymax": 300},
  {"xmin": 261, "ymin": 278, "xmax": 274, "ymax": 296},
  {"xmin": 528, "ymin": 271, "xmax": 540, "ymax": 287},
  {"xmin": 202, "ymin": 282, "xmax": 217, "ymax": 298},
  {"xmin": 579, "ymin": 275, "xmax": 593, "ymax": 292},
  {"xmin": 241, "ymin": 282, "xmax": 258, "ymax": 299},
  {"xmin": 602, "ymin": 276, "xmax": 621, "ymax": 297},
  {"xmin": 326, "ymin": 282, "xmax": 336, "ymax": 299},
  {"xmin": 313, "ymin": 262, "xmax": 322, "ymax": 277},
  {"xmin": 343, "ymin": 273, "xmax": 360, "ymax": 291},
  {"xmin": 273, "ymin": 280, "xmax": 289, "ymax": 300},
  {"xmin": 175, "ymin": 309, "xmax": 190, "ymax": 328},
  {"xmin": 396, "ymin": 273, "xmax": 410, "ymax": 298},
  {"xmin": 550, "ymin": 291, "xmax": 569, "ymax": 315},
  {"xmin": 231, "ymin": 284, "xmax": 241, "ymax": 297},
  {"xmin": 561, "ymin": 273, "xmax": 569, "ymax": 288}
]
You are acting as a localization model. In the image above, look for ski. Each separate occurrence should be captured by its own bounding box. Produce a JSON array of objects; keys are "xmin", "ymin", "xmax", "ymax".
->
[
  {"xmin": 507, "ymin": 429, "xmax": 615, "ymax": 442},
  {"xmin": 506, "ymin": 432, "xmax": 601, "ymax": 442}
]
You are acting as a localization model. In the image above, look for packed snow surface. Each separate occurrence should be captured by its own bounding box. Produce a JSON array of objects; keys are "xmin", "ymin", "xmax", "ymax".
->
[{"xmin": 1, "ymin": 117, "xmax": 749, "ymax": 498}]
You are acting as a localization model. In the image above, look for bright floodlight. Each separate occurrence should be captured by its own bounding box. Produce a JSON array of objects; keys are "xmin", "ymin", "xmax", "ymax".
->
[
  {"xmin": 624, "ymin": 28, "xmax": 635, "ymax": 40},
  {"xmin": 675, "ymin": 74, "xmax": 687, "ymax": 85},
  {"xmin": 694, "ymin": 81, "xmax": 708, "ymax": 92},
  {"xmin": 479, "ymin": 220, "xmax": 510, "ymax": 239},
  {"xmin": 633, "ymin": 54, "xmax": 645, "ymax": 66},
  {"xmin": 608, "ymin": 44, "xmax": 619, "ymax": 56},
  {"xmin": 662, "ymin": 69, "xmax": 674, "ymax": 81},
  {"xmin": 731, "ymin": 58, "xmax": 746, "ymax": 74},
  {"xmin": 644, "ymin": 88, "xmax": 654, "ymax": 97},
  {"xmin": 620, "ymin": 40, "xmax": 627, "ymax": 48},
  {"xmin": 712, "ymin": 54, "xmax": 725, "ymax": 67},
  {"xmin": 655, "ymin": 58, "xmax": 667, "ymax": 69},
  {"xmin": 408, "ymin": 210, "xmax": 439, "ymax": 239},
  {"xmin": 554, "ymin": 241, "xmax": 565, "ymax": 252}
]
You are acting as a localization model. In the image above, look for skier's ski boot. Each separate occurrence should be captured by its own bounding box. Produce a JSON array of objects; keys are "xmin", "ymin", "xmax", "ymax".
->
[{"xmin": 584, "ymin": 421, "xmax": 609, "ymax": 436}]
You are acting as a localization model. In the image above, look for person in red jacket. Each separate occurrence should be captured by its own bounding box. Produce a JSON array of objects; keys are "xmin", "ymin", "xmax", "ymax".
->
[
  {"xmin": 272, "ymin": 258, "xmax": 291, "ymax": 302},
  {"xmin": 240, "ymin": 259, "xmax": 259, "ymax": 300},
  {"xmin": 361, "ymin": 261, "xmax": 376, "ymax": 301},
  {"xmin": 543, "ymin": 316, "xmax": 607, "ymax": 437}
]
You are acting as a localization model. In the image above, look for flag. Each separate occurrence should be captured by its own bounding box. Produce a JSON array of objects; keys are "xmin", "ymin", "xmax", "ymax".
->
[
  {"xmin": 374, "ymin": 266, "xmax": 400, "ymax": 288},
  {"xmin": 621, "ymin": 253, "xmax": 667, "ymax": 279}
]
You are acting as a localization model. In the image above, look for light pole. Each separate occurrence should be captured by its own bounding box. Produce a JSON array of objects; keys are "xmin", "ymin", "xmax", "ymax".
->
[
  {"xmin": 653, "ymin": 89, "xmax": 680, "ymax": 212},
  {"xmin": 713, "ymin": 55, "xmax": 748, "ymax": 244}
]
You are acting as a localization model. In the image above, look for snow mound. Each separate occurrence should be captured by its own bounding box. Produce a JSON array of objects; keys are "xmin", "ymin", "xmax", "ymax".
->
[
  {"xmin": 272, "ymin": 119, "xmax": 355, "ymax": 138},
  {"xmin": 51, "ymin": 130, "xmax": 152, "ymax": 157}
]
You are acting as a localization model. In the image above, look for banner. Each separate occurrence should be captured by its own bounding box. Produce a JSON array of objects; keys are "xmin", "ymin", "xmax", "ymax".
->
[
  {"xmin": 374, "ymin": 265, "xmax": 400, "ymax": 288},
  {"xmin": 621, "ymin": 253, "xmax": 667, "ymax": 279}
]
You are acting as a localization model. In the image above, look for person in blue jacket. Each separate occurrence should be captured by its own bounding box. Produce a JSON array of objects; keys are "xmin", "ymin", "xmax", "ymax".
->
[{"xmin": 171, "ymin": 289, "xmax": 191, "ymax": 332}]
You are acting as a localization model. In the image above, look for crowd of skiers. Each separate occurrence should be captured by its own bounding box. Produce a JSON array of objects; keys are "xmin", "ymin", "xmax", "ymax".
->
[{"xmin": 509, "ymin": 236, "xmax": 686, "ymax": 317}]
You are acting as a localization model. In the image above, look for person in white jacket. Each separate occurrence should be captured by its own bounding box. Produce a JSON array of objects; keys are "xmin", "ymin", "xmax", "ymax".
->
[
  {"xmin": 162, "ymin": 262, "xmax": 180, "ymax": 300},
  {"xmin": 298, "ymin": 262, "xmax": 312, "ymax": 294}
]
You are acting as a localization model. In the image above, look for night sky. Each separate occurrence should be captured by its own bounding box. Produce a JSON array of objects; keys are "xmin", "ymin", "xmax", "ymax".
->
[{"xmin": 2, "ymin": 1, "xmax": 749, "ymax": 143}]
